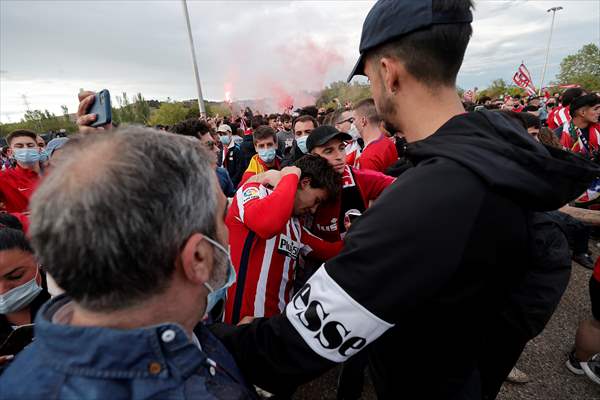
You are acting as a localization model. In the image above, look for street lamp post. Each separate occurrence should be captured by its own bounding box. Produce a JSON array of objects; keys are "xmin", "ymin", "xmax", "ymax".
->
[
  {"xmin": 181, "ymin": 0, "xmax": 206, "ymax": 117},
  {"xmin": 539, "ymin": 6, "xmax": 563, "ymax": 95}
]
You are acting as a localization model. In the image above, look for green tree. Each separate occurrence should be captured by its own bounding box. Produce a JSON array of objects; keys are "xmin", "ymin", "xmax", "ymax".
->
[
  {"xmin": 0, "ymin": 108, "xmax": 77, "ymax": 137},
  {"xmin": 148, "ymin": 102, "xmax": 189, "ymax": 126},
  {"xmin": 60, "ymin": 105, "xmax": 70, "ymax": 123},
  {"xmin": 555, "ymin": 43, "xmax": 600, "ymax": 91},
  {"xmin": 316, "ymin": 81, "xmax": 372, "ymax": 109}
]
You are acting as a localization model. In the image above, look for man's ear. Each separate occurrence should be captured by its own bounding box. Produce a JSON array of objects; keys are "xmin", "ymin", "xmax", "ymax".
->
[
  {"xmin": 179, "ymin": 233, "xmax": 212, "ymax": 285},
  {"xmin": 380, "ymin": 57, "xmax": 404, "ymax": 95},
  {"xmin": 299, "ymin": 176, "xmax": 311, "ymax": 190},
  {"xmin": 6, "ymin": 147, "xmax": 12, "ymax": 157}
]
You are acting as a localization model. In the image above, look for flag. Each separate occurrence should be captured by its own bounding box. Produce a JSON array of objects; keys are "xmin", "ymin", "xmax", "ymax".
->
[{"xmin": 512, "ymin": 63, "xmax": 537, "ymax": 96}]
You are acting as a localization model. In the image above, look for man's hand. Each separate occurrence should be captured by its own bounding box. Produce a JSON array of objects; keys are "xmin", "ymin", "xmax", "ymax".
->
[
  {"xmin": 237, "ymin": 316, "xmax": 255, "ymax": 325},
  {"xmin": 76, "ymin": 90, "xmax": 113, "ymax": 134},
  {"xmin": 280, "ymin": 166, "xmax": 301, "ymax": 178}
]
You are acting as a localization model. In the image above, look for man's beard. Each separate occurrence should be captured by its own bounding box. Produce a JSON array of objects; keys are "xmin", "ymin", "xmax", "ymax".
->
[{"xmin": 375, "ymin": 80, "xmax": 401, "ymax": 134}]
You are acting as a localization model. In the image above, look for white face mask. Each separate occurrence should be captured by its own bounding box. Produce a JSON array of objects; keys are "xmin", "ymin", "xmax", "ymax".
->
[
  {"xmin": 202, "ymin": 236, "xmax": 236, "ymax": 315},
  {"xmin": 0, "ymin": 268, "xmax": 42, "ymax": 314},
  {"xmin": 347, "ymin": 123, "xmax": 360, "ymax": 140}
]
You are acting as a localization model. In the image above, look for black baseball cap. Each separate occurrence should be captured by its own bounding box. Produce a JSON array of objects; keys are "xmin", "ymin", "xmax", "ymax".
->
[
  {"xmin": 570, "ymin": 94, "xmax": 600, "ymax": 118},
  {"xmin": 307, "ymin": 126, "xmax": 352, "ymax": 153},
  {"xmin": 347, "ymin": 0, "xmax": 473, "ymax": 82}
]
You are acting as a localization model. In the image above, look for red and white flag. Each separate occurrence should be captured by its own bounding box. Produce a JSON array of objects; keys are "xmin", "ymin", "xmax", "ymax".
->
[{"xmin": 512, "ymin": 63, "xmax": 537, "ymax": 96}]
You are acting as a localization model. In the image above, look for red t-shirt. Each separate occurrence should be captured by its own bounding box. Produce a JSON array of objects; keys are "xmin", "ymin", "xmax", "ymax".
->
[
  {"xmin": 310, "ymin": 165, "xmax": 395, "ymax": 242},
  {"xmin": 0, "ymin": 166, "xmax": 40, "ymax": 213},
  {"xmin": 225, "ymin": 175, "xmax": 343, "ymax": 323},
  {"xmin": 355, "ymin": 135, "xmax": 398, "ymax": 173}
]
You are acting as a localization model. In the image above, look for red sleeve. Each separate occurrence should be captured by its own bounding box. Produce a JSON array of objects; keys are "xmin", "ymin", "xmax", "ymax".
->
[
  {"xmin": 353, "ymin": 167, "xmax": 395, "ymax": 203},
  {"xmin": 300, "ymin": 226, "xmax": 343, "ymax": 261},
  {"xmin": 357, "ymin": 150, "xmax": 382, "ymax": 172},
  {"xmin": 559, "ymin": 130, "xmax": 572, "ymax": 150},
  {"xmin": 239, "ymin": 170, "xmax": 255, "ymax": 187},
  {"xmin": 237, "ymin": 175, "xmax": 299, "ymax": 239}
]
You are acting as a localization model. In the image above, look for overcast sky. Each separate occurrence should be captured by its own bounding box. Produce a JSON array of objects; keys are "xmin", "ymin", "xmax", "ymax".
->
[{"xmin": 1, "ymin": 0, "xmax": 599, "ymax": 123}]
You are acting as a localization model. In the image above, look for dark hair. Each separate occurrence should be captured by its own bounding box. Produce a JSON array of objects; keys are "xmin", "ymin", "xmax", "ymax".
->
[
  {"xmin": 281, "ymin": 114, "xmax": 292, "ymax": 123},
  {"xmin": 169, "ymin": 119, "xmax": 211, "ymax": 138},
  {"xmin": 521, "ymin": 105, "xmax": 539, "ymax": 112},
  {"xmin": 367, "ymin": 0, "xmax": 473, "ymax": 87},
  {"xmin": 7, "ymin": 129, "xmax": 37, "ymax": 146},
  {"xmin": 253, "ymin": 126, "xmax": 277, "ymax": 145},
  {"xmin": 0, "ymin": 213, "xmax": 23, "ymax": 230},
  {"xmin": 519, "ymin": 112, "xmax": 541, "ymax": 129},
  {"xmin": 354, "ymin": 98, "xmax": 381, "ymax": 125},
  {"xmin": 300, "ymin": 106, "xmax": 318, "ymax": 118},
  {"xmin": 0, "ymin": 228, "xmax": 32, "ymax": 253},
  {"xmin": 0, "ymin": 214, "xmax": 30, "ymax": 253},
  {"xmin": 293, "ymin": 115, "xmax": 318, "ymax": 132},
  {"xmin": 538, "ymin": 127, "xmax": 561, "ymax": 149},
  {"xmin": 294, "ymin": 154, "xmax": 341, "ymax": 201},
  {"xmin": 267, "ymin": 114, "xmax": 278, "ymax": 122},
  {"xmin": 561, "ymin": 88, "xmax": 586, "ymax": 107},
  {"xmin": 251, "ymin": 115, "xmax": 265, "ymax": 130}
]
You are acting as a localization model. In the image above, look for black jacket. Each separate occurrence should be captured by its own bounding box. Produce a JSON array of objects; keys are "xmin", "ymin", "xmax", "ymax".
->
[
  {"xmin": 211, "ymin": 111, "xmax": 599, "ymax": 399},
  {"xmin": 222, "ymin": 144, "xmax": 245, "ymax": 188},
  {"xmin": 281, "ymin": 141, "xmax": 306, "ymax": 167}
]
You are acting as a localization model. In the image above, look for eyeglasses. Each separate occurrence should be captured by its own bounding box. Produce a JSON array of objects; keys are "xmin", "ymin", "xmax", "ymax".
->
[{"xmin": 336, "ymin": 117, "xmax": 354, "ymax": 125}]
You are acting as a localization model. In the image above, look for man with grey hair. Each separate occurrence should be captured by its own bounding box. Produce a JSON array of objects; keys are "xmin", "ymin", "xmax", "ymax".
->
[{"xmin": 0, "ymin": 127, "xmax": 257, "ymax": 399}]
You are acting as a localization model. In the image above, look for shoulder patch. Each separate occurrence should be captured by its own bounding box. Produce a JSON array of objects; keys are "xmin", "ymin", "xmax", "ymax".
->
[{"xmin": 242, "ymin": 186, "xmax": 260, "ymax": 204}]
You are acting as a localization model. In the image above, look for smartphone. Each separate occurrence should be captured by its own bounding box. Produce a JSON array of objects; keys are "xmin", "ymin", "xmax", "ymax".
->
[
  {"xmin": 89, "ymin": 89, "xmax": 112, "ymax": 127},
  {"xmin": 0, "ymin": 324, "xmax": 34, "ymax": 356}
]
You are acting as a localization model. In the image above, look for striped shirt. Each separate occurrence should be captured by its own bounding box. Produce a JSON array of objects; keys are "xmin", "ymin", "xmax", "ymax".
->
[{"xmin": 224, "ymin": 174, "xmax": 343, "ymax": 324}]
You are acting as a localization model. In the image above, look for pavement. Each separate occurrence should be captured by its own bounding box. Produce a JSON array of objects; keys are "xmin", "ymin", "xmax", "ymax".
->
[{"xmin": 295, "ymin": 248, "xmax": 600, "ymax": 399}]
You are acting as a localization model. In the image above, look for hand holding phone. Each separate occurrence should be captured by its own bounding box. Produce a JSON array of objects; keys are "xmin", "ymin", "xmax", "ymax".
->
[
  {"xmin": 88, "ymin": 89, "xmax": 112, "ymax": 127},
  {"xmin": 0, "ymin": 324, "xmax": 34, "ymax": 356}
]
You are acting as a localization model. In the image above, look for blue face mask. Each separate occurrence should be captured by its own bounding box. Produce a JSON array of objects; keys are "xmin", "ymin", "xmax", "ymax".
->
[
  {"xmin": 203, "ymin": 236, "xmax": 236, "ymax": 315},
  {"xmin": 39, "ymin": 149, "xmax": 49, "ymax": 163},
  {"xmin": 258, "ymin": 148, "xmax": 276, "ymax": 163},
  {"xmin": 13, "ymin": 148, "xmax": 41, "ymax": 165},
  {"xmin": 219, "ymin": 135, "xmax": 231, "ymax": 146},
  {"xmin": 296, "ymin": 136, "xmax": 308, "ymax": 154},
  {"xmin": 0, "ymin": 268, "xmax": 42, "ymax": 314}
]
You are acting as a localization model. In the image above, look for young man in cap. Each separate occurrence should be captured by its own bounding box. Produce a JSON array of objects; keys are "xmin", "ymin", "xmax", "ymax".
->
[
  {"xmin": 557, "ymin": 94, "xmax": 600, "ymax": 156},
  {"xmin": 547, "ymin": 87, "xmax": 587, "ymax": 131},
  {"xmin": 305, "ymin": 125, "xmax": 394, "ymax": 242},
  {"xmin": 218, "ymin": 123, "xmax": 245, "ymax": 188},
  {"xmin": 211, "ymin": 1, "xmax": 598, "ymax": 398}
]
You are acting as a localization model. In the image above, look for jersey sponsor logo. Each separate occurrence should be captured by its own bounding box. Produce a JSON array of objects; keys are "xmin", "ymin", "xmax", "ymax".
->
[
  {"xmin": 277, "ymin": 234, "xmax": 301, "ymax": 260},
  {"xmin": 285, "ymin": 266, "xmax": 393, "ymax": 363},
  {"xmin": 242, "ymin": 186, "xmax": 260, "ymax": 204},
  {"xmin": 316, "ymin": 218, "xmax": 338, "ymax": 233}
]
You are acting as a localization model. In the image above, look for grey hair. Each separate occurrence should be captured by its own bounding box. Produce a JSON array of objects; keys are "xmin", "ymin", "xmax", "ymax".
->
[{"xmin": 29, "ymin": 126, "xmax": 218, "ymax": 311}]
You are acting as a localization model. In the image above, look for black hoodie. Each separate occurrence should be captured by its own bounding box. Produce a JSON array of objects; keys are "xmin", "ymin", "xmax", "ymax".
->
[{"xmin": 211, "ymin": 111, "xmax": 600, "ymax": 399}]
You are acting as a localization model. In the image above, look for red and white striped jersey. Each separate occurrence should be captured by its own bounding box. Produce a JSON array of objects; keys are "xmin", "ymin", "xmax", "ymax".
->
[
  {"xmin": 224, "ymin": 174, "xmax": 343, "ymax": 324},
  {"xmin": 548, "ymin": 105, "xmax": 571, "ymax": 130}
]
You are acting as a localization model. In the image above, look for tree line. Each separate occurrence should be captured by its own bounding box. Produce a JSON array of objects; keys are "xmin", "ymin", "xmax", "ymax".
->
[{"xmin": 1, "ymin": 43, "xmax": 597, "ymax": 138}]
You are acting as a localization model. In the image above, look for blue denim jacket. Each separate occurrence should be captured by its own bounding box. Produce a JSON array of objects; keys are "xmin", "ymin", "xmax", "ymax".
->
[{"xmin": 0, "ymin": 295, "xmax": 257, "ymax": 399}]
